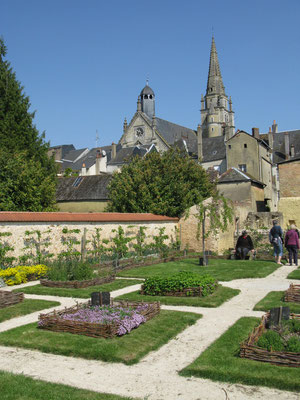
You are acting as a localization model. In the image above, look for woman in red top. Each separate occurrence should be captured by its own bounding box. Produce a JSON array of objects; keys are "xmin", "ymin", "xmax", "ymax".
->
[{"xmin": 284, "ymin": 224, "xmax": 300, "ymax": 266}]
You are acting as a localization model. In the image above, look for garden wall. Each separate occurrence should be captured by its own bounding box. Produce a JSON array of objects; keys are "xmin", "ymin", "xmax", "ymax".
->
[{"xmin": 0, "ymin": 212, "xmax": 178, "ymax": 261}]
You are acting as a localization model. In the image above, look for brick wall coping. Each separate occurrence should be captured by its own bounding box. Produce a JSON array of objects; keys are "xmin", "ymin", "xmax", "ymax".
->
[{"xmin": 0, "ymin": 212, "xmax": 178, "ymax": 223}]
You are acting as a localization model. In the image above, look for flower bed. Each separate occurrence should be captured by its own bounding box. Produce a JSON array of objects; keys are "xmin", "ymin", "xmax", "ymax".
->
[
  {"xmin": 141, "ymin": 271, "xmax": 218, "ymax": 297},
  {"xmin": 38, "ymin": 300, "xmax": 160, "ymax": 338},
  {"xmin": 40, "ymin": 275, "xmax": 115, "ymax": 289},
  {"xmin": 0, "ymin": 265, "xmax": 48, "ymax": 286},
  {"xmin": 285, "ymin": 284, "xmax": 300, "ymax": 303},
  {"xmin": 0, "ymin": 290, "xmax": 24, "ymax": 308},
  {"xmin": 240, "ymin": 312, "xmax": 300, "ymax": 367}
]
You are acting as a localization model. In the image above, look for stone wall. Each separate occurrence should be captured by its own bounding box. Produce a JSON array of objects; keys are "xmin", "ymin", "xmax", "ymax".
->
[{"xmin": 0, "ymin": 212, "xmax": 178, "ymax": 262}]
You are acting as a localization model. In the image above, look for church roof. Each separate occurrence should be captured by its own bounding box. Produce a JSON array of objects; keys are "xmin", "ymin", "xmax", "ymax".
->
[
  {"xmin": 202, "ymin": 136, "xmax": 226, "ymax": 162},
  {"xmin": 140, "ymin": 84, "xmax": 154, "ymax": 96}
]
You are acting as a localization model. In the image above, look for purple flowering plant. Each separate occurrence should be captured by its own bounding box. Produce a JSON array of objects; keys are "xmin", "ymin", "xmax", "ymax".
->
[{"xmin": 60, "ymin": 304, "xmax": 148, "ymax": 336}]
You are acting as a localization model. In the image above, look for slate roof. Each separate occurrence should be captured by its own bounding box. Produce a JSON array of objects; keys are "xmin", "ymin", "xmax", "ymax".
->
[
  {"xmin": 201, "ymin": 136, "xmax": 226, "ymax": 162},
  {"xmin": 108, "ymin": 146, "xmax": 148, "ymax": 165},
  {"xmin": 140, "ymin": 85, "xmax": 154, "ymax": 96},
  {"xmin": 260, "ymin": 130, "xmax": 300, "ymax": 163},
  {"xmin": 218, "ymin": 167, "xmax": 265, "ymax": 186},
  {"xmin": 62, "ymin": 148, "xmax": 88, "ymax": 162},
  {"xmin": 56, "ymin": 175, "xmax": 112, "ymax": 201},
  {"xmin": 49, "ymin": 144, "xmax": 75, "ymax": 159}
]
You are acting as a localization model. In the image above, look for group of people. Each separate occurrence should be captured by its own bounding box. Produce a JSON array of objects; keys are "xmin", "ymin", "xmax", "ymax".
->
[{"xmin": 235, "ymin": 220, "xmax": 299, "ymax": 265}]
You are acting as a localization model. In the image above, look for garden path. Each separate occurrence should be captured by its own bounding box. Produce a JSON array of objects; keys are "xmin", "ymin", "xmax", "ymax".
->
[{"xmin": 0, "ymin": 264, "xmax": 299, "ymax": 400}]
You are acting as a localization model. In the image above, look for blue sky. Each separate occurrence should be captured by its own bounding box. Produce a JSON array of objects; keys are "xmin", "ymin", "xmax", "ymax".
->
[{"xmin": 1, "ymin": 0, "xmax": 299, "ymax": 149}]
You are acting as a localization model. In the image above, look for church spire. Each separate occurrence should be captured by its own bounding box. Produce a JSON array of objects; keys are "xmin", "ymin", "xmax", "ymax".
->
[{"xmin": 206, "ymin": 36, "xmax": 225, "ymax": 96}]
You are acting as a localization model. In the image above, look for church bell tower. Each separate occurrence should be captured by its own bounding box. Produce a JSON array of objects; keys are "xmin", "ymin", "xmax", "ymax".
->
[{"xmin": 201, "ymin": 36, "xmax": 235, "ymax": 138}]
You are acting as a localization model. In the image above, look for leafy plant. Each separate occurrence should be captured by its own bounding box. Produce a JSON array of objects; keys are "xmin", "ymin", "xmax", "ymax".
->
[
  {"xmin": 151, "ymin": 227, "xmax": 169, "ymax": 258},
  {"xmin": 142, "ymin": 271, "xmax": 217, "ymax": 296},
  {"xmin": 0, "ymin": 232, "xmax": 16, "ymax": 268},
  {"xmin": 286, "ymin": 337, "xmax": 300, "ymax": 352},
  {"xmin": 88, "ymin": 228, "xmax": 109, "ymax": 264},
  {"xmin": 19, "ymin": 229, "xmax": 53, "ymax": 265},
  {"xmin": 0, "ymin": 264, "xmax": 48, "ymax": 286},
  {"xmin": 109, "ymin": 226, "xmax": 133, "ymax": 260},
  {"xmin": 256, "ymin": 329, "xmax": 285, "ymax": 352},
  {"xmin": 59, "ymin": 228, "xmax": 81, "ymax": 261},
  {"xmin": 132, "ymin": 226, "xmax": 148, "ymax": 258},
  {"xmin": 46, "ymin": 260, "xmax": 94, "ymax": 282}
]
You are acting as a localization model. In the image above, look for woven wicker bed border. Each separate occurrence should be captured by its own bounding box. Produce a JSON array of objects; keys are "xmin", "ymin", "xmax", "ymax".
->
[
  {"xmin": 40, "ymin": 275, "xmax": 115, "ymax": 289},
  {"xmin": 285, "ymin": 284, "xmax": 300, "ymax": 303},
  {"xmin": 0, "ymin": 290, "xmax": 24, "ymax": 309},
  {"xmin": 240, "ymin": 312, "xmax": 300, "ymax": 367},
  {"xmin": 38, "ymin": 299, "xmax": 160, "ymax": 338}
]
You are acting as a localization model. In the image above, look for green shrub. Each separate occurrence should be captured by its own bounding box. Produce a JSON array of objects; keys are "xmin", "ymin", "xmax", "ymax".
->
[
  {"xmin": 142, "ymin": 271, "xmax": 218, "ymax": 296},
  {"xmin": 46, "ymin": 261, "xmax": 94, "ymax": 282},
  {"xmin": 286, "ymin": 336, "xmax": 300, "ymax": 352},
  {"xmin": 257, "ymin": 330, "xmax": 285, "ymax": 352}
]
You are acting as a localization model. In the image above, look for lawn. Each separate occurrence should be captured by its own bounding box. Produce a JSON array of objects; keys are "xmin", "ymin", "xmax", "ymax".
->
[
  {"xmin": 117, "ymin": 258, "xmax": 280, "ymax": 281},
  {"xmin": 0, "ymin": 299, "xmax": 60, "ymax": 323},
  {"xmin": 0, "ymin": 370, "xmax": 136, "ymax": 400},
  {"xmin": 13, "ymin": 279, "xmax": 142, "ymax": 298},
  {"xmin": 287, "ymin": 267, "xmax": 300, "ymax": 280},
  {"xmin": 115, "ymin": 285, "xmax": 240, "ymax": 307},
  {"xmin": 180, "ymin": 317, "xmax": 300, "ymax": 392},
  {"xmin": 0, "ymin": 310, "xmax": 201, "ymax": 365},
  {"xmin": 253, "ymin": 291, "xmax": 300, "ymax": 314}
]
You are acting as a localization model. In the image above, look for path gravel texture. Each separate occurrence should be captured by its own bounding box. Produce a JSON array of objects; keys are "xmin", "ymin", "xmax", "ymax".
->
[{"xmin": 0, "ymin": 265, "xmax": 300, "ymax": 400}]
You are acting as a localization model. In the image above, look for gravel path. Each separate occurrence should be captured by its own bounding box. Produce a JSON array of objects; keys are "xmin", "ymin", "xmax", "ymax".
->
[{"xmin": 0, "ymin": 265, "xmax": 299, "ymax": 400}]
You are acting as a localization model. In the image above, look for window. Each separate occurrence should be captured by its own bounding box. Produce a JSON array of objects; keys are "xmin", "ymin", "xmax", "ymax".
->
[
  {"xmin": 72, "ymin": 177, "xmax": 83, "ymax": 187},
  {"xmin": 244, "ymin": 144, "xmax": 247, "ymax": 148},
  {"xmin": 228, "ymin": 145, "xmax": 231, "ymax": 149},
  {"xmin": 238, "ymin": 164, "xmax": 247, "ymax": 172}
]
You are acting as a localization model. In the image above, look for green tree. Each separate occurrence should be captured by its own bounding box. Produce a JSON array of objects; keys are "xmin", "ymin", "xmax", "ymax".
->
[
  {"xmin": 106, "ymin": 148, "xmax": 214, "ymax": 217},
  {"xmin": 0, "ymin": 37, "xmax": 57, "ymax": 211}
]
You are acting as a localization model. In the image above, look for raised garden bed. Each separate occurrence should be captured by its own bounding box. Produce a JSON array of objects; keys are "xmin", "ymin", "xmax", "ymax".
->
[
  {"xmin": 240, "ymin": 312, "xmax": 300, "ymax": 367},
  {"xmin": 0, "ymin": 290, "xmax": 24, "ymax": 309},
  {"xmin": 40, "ymin": 275, "xmax": 115, "ymax": 289},
  {"xmin": 285, "ymin": 284, "xmax": 300, "ymax": 303},
  {"xmin": 140, "ymin": 286, "xmax": 204, "ymax": 297},
  {"xmin": 38, "ymin": 299, "xmax": 160, "ymax": 338}
]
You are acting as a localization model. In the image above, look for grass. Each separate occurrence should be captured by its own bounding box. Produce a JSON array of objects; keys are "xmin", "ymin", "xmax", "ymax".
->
[
  {"xmin": 117, "ymin": 258, "xmax": 280, "ymax": 281},
  {"xmin": 115, "ymin": 285, "xmax": 240, "ymax": 307},
  {"xmin": 253, "ymin": 291, "xmax": 300, "ymax": 313},
  {"xmin": 287, "ymin": 267, "xmax": 300, "ymax": 280},
  {"xmin": 0, "ymin": 310, "xmax": 201, "ymax": 365},
  {"xmin": 0, "ymin": 299, "xmax": 60, "ymax": 323},
  {"xmin": 13, "ymin": 279, "xmax": 142, "ymax": 298},
  {"xmin": 180, "ymin": 317, "xmax": 300, "ymax": 392},
  {"xmin": 0, "ymin": 370, "xmax": 136, "ymax": 400}
]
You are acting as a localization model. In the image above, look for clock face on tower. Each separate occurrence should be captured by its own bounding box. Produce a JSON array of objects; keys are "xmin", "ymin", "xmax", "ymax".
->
[{"xmin": 135, "ymin": 127, "xmax": 144, "ymax": 138}]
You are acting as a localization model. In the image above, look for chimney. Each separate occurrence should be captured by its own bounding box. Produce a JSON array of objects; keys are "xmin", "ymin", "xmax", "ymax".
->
[
  {"xmin": 81, "ymin": 163, "xmax": 86, "ymax": 176},
  {"xmin": 272, "ymin": 120, "xmax": 278, "ymax": 133},
  {"xmin": 111, "ymin": 142, "xmax": 117, "ymax": 159},
  {"xmin": 197, "ymin": 124, "xmax": 203, "ymax": 161},
  {"xmin": 252, "ymin": 127, "xmax": 260, "ymax": 140},
  {"xmin": 268, "ymin": 129, "xmax": 273, "ymax": 150},
  {"xmin": 284, "ymin": 132, "xmax": 290, "ymax": 160},
  {"xmin": 291, "ymin": 144, "xmax": 295, "ymax": 158},
  {"xmin": 95, "ymin": 150, "xmax": 102, "ymax": 175}
]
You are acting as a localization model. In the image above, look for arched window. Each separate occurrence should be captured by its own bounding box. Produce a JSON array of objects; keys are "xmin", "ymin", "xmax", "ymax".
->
[
  {"xmin": 149, "ymin": 95, "xmax": 153, "ymax": 99},
  {"xmin": 144, "ymin": 95, "xmax": 148, "ymax": 99}
]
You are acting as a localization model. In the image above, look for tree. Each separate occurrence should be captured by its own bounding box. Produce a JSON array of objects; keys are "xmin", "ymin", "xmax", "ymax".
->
[
  {"xmin": 106, "ymin": 148, "xmax": 215, "ymax": 217},
  {"xmin": 0, "ymin": 37, "xmax": 57, "ymax": 211}
]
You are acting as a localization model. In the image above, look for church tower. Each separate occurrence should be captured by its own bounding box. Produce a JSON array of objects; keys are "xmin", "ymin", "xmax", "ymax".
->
[
  {"xmin": 140, "ymin": 81, "xmax": 155, "ymax": 119},
  {"xmin": 201, "ymin": 36, "xmax": 235, "ymax": 138}
]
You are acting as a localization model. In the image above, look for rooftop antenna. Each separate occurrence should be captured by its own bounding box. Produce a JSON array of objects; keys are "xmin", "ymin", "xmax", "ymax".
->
[
  {"xmin": 96, "ymin": 130, "xmax": 99, "ymax": 148},
  {"xmin": 146, "ymin": 76, "xmax": 149, "ymax": 86}
]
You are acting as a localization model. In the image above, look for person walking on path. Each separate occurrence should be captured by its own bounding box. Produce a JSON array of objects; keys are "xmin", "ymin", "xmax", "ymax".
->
[
  {"xmin": 284, "ymin": 224, "xmax": 300, "ymax": 266},
  {"xmin": 269, "ymin": 220, "xmax": 284, "ymax": 265},
  {"xmin": 235, "ymin": 230, "xmax": 255, "ymax": 260}
]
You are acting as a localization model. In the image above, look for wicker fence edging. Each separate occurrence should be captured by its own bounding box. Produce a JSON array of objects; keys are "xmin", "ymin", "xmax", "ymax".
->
[
  {"xmin": 40, "ymin": 275, "xmax": 115, "ymax": 289},
  {"xmin": 38, "ymin": 300, "xmax": 160, "ymax": 339},
  {"xmin": 285, "ymin": 284, "xmax": 300, "ymax": 303},
  {"xmin": 240, "ymin": 312, "xmax": 300, "ymax": 367},
  {"xmin": 0, "ymin": 290, "xmax": 24, "ymax": 309}
]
